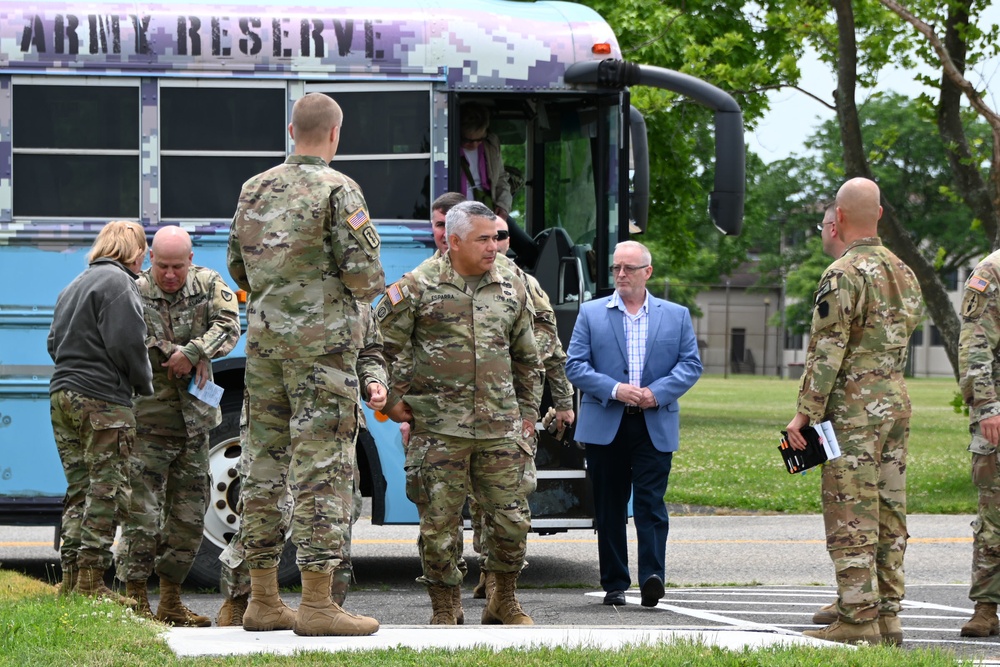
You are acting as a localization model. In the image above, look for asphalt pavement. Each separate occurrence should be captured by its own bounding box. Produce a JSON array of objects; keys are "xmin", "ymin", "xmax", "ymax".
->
[{"xmin": 1, "ymin": 509, "xmax": 995, "ymax": 661}]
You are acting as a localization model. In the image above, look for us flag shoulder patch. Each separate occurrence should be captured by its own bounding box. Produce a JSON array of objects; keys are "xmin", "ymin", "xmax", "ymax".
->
[
  {"xmin": 387, "ymin": 282, "xmax": 404, "ymax": 305},
  {"xmin": 969, "ymin": 275, "xmax": 991, "ymax": 293},
  {"xmin": 347, "ymin": 208, "xmax": 369, "ymax": 230}
]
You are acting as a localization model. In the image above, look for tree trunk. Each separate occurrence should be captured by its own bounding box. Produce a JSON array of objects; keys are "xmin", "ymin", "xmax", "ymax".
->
[
  {"xmin": 830, "ymin": 0, "xmax": 960, "ymax": 378},
  {"xmin": 936, "ymin": 0, "xmax": 998, "ymax": 247}
]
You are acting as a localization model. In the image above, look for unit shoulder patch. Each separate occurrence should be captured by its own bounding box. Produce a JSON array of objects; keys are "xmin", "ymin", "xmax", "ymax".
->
[
  {"xmin": 362, "ymin": 225, "xmax": 380, "ymax": 249},
  {"xmin": 815, "ymin": 275, "xmax": 839, "ymax": 303},
  {"xmin": 340, "ymin": 204, "xmax": 379, "ymax": 254},
  {"xmin": 813, "ymin": 275, "xmax": 841, "ymax": 328}
]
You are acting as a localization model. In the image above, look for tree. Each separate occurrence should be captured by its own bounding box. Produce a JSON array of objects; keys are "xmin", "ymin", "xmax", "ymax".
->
[
  {"xmin": 880, "ymin": 0, "xmax": 1000, "ymax": 249},
  {"xmin": 722, "ymin": 0, "xmax": 998, "ymax": 378},
  {"xmin": 754, "ymin": 92, "xmax": 990, "ymax": 333},
  {"xmin": 809, "ymin": 93, "xmax": 990, "ymax": 273},
  {"xmin": 802, "ymin": 0, "xmax": 973, "ymax": 377}
]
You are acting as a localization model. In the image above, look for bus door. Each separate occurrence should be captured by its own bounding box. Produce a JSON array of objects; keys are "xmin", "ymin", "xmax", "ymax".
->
[{"xmin": 452, "ymin": 94, "xmax": 634, "ymax": 348}]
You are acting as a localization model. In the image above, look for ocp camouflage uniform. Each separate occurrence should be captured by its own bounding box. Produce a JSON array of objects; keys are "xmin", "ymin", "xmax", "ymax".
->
[
  {"xmin": 468, "ymin": 263, "xmax": 571, "ymax": 555},
  {"xmin": 797, "ymin": 237, "xmax": 922, "ymax": 623},
  {"xmin": 115, "ymin": 265, "xmax": 240, "ymax": 585},
  {"xmin": 51, "ymin": 391, "xmax": 136, "ymax": 571},
  {"xmin": 959, "ymin": 250, "xmax": 1000, "ymax": 604},
  {"xmin": 228, "ymin": 154, "xmax": 384, "ymax": 574},
  {"xmin": 220, "ymin": 309, "xmax": 386, "ymax": 597},
  {"xmin": 378, "ymin": 251, "xmax": 541, "ymax": 586}
]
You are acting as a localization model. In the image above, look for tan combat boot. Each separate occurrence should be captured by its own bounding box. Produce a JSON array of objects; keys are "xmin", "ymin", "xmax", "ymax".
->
[
  {"xmin": 293, "ymin": 570, "xmax": 379, "ymax": 636},
  {"xmin": 331, "ymin": 569, "xmax": 351, "ymax": 607},
  {"xmin": 243, "ymin": 567, "xmax": 296, "ymax": 632},
  {"xmin": 812, "ymin": 601, "xmax": 837, "ymax": 624},
  {"xmin": 802, "ymin": 618, "xmax": 880, "ymax": 645},
  {"xmin": 58, "ymin": 566, "xmax": 78, "ymax": 597},
  {"xmin": 75, "ymin": 568, "xmax": 137, "ymax": 608},
  {"xmin": 482, "ymin": 571, "xmax": 532, "ymax": 625},
  {"xmin": 472, "ymin": 571, "xmax": 488, "ymax": 599},
  {"xmin": 961, "ymin": 602, "xmax": 1000, "ymax": 637},
  {"xmin": 484, "ymin": 572, "xmax": 496, "ymax": 602},
  {"xmin": 452, "ymin": 585, "xmax": 465, "ymax": 625},
  {"xmin": 879, "ymin": 613, "xmax": 903, "ymax": 646},
  {"xmin": 155, "ymin": 579, "xmax": 211, "ymax": 627},
  {"xmin": 427, "ymin": 583, "xmax": 458, "ymax": 625},
  {"xmin": 126, "ymin": 579, "xmax": 154, "ymax": 618},
  {"xmin": 216, "ymin": 594, "xmax": 249, "ymax": 627}
]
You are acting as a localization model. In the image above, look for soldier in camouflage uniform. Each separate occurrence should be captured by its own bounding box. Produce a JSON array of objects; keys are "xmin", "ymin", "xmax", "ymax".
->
[
  {"xmin": 402, "ymin": 192, "xmax": 469, "ymax": 612},
  {"xmin": 786, "ymin": 179, "xmax": 923, "ymax": 646},
  {"xmin": 48, "ymin": 220, "xmax": 153, "ymax": 606},
  {"xmin": 228, "ymin": 92, "xmax": 384, "ymax": 637},
  {"xmin": 378, "ymin": 200, "xmax": 541, "ymax": 625},
  {"xmin": 467, "ymin": 214, "xmax": 576, "ymax": 600},
  {"xmin": 114, "ymin": 226, "xmax": 240, "ymax": 625},
  {"xmin": 404, "ymin": 194, "xmax": 573, "ymax": 606},
  {"xmin": 958, "ymin": 249, "xmax": 1000, "ymax": 637},
  {"xmin": 216, "ymin": 308, "xmax": 387, "ymax": 627}
]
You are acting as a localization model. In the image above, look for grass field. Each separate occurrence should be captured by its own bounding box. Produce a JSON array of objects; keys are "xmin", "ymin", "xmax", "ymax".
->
[{"xmin": 671, "ymin": 375, "xmax": 972, "ymax": 514}]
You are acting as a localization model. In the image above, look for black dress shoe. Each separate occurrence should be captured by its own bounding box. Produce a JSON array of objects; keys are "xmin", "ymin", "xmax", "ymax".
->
[
  {"xmin": 640, "ymin": 575, "xmax": 664, "ymax": 607},
  {"xmin": 603, "ymin": 590, "xmax": 626, "ymax": 606}
]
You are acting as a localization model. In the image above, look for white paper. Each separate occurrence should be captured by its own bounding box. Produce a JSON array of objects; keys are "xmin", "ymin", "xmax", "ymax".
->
[
  {"xmin": 188, "ymin": 377, "xmax": 224, "ymax": 407},
  {"xmin": 815, "ymin": 420, "xmax": 841, "ymax": 461}
]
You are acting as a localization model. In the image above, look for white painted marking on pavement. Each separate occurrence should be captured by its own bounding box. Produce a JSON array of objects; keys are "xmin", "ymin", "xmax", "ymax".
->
[
  {"xmin": 901, "ymin": 600, "xmax": 975, "ymax": 614},
  {"xmin": 584, "ymin": 591, "xmax": 803, "ymax": 636}
]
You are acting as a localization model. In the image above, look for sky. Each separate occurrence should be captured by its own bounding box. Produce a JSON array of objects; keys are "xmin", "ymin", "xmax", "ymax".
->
[{"xmin": 744, "ymin": 13, "xmax": 1000, "ymax": 164}]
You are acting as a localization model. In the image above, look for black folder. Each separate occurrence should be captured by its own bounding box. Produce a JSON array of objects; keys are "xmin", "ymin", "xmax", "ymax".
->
[{"xmin": 778, "ymin": 428, "xmax": 828, "ymax": 474}]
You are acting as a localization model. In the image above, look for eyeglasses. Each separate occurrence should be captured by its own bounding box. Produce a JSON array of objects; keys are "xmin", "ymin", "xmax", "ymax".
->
[
  {"xmin": 462, "ymin": 135, "xmax": 486, "ymax": 144},
  {"xmin": 496, "ymin": 230, "xmax": 510, "ymax": 241},
  {"xmin": 816, "ymin": 221, "xmax": 834, "ymax": 232},
  {"xmin": 610, "ymin": 264, "xmax": 649, "ymax": 275}
]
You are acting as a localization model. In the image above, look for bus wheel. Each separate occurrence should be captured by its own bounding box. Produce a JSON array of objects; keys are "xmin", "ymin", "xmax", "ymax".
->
[{"xmin": 184, "ymin": 406, "xmax": 299, "ymax": 590}]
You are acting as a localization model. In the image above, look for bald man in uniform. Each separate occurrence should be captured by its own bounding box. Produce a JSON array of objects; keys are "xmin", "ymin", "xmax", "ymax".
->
[
  {"xmin": 116, "ymin": 226, "xmax": 241, "ymax": 625},
  {"xmin": 787, "ymin": 178, "xmax": 923, "ymax": 645}
]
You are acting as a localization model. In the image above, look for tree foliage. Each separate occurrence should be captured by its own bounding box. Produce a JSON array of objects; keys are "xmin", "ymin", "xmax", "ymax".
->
[
  {"xmin": 754, "ymin": 92, "xmax": 991, "ymax": 332},
  {"xmin": 806, "ymin": 92, "xmax": 991, "ymax": 274}
]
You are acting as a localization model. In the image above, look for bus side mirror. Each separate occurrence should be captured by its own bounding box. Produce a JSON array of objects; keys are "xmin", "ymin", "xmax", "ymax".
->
[
  {"xmin": 566, "ymin": 59, "xmax": 744, "ymax": 236},
  {"xmin": 710, "ymin": 109, "xmax": 744, "ymax": 236},
  {"xmin": 629, "ymin": 105, "xmax": 649, "ymax": 234}
]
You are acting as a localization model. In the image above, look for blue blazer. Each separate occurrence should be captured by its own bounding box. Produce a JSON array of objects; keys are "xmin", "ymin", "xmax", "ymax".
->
[{"xmin": 565, "ymin": 294, "xmax": 703, "ymax": 452}]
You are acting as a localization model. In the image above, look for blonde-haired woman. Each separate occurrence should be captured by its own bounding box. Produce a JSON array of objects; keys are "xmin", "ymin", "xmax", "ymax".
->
[{"xmin": 48, "ymin": 220, "xmax": 154, "ymax": 605}]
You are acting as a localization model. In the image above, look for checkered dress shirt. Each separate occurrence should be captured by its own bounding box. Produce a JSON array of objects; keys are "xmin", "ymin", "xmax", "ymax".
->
[{"xmin": 608, "ymin": 290, "xmax": 649, "ymax": 397}]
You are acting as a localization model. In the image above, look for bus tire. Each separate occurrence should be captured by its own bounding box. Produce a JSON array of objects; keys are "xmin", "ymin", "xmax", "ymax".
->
[{"xmin": 185, "ymin": 404, "xmax": 299, "ymax": 590}]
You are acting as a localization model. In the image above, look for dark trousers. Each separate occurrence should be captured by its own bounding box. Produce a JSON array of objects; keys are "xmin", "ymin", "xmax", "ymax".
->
[{"xmin": 586, "ymin": 413, "xmax": 673, "ymax": 592}]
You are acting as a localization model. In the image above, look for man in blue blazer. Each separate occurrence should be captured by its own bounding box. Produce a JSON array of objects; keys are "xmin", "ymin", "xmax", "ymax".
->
[{"xmin": 565, "ymin": 240, "xmax": 702, "ymax": 607}]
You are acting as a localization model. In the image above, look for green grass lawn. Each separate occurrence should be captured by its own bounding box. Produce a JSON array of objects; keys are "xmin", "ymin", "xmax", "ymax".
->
[{"xmin": 671, "ymin": 375, "xmax": 972, "ymax": 514}]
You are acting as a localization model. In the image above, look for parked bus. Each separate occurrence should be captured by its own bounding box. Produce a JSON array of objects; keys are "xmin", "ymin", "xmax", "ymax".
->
[{"xmin": 0, "ymin": 0, "xmax": 744, "ymax": 587}]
